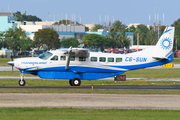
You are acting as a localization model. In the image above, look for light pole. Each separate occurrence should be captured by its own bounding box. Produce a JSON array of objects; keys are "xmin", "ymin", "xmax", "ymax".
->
[
  {"xmin": 176, "ymin": 36, "xmax": 177, "ymax": 51},
  {"xmin": 137, "ymin": 32, "xmax": 139, "ymax": 51}
]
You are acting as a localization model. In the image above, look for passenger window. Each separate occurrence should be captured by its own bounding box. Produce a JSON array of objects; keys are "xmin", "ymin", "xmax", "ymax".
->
[
  {"xmin": 51, "ymin": 55, "xmax": 58, "ymax": 61},
  {"xmin": 108, "ymin": 57, "xmax": 114, "ymax": 62},
  {"xmin": 99, "ymin": 57, "xmax": 106, "ymax": 62},
  {"xmin": 116, "ymin": 58, "xmax": 122, "ymax": 62},
  {"xmin": 91, "ymin": 57, "xmax": 97, "ymax": 62},
  {"xmin": 70, "ymin": 56, "xmax": 75, "ymax": 61},
  {"xmin": 79, "ymin": 57, "xmax": 86, "ymax": 61},
  {"xmin": 60, "ymin": 56, "xmax": 66, "ymax": 61}
]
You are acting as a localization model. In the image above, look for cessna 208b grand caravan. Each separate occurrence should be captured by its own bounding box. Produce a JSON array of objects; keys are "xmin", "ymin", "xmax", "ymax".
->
[{"xmin": 7, "ymin": 27, "xmax": 174, "ymax": 86}]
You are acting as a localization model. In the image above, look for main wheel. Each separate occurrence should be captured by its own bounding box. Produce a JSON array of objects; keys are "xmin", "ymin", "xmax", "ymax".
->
[
  {"xmin": 71, "ymin": 78, "xmax": 81, "ymax": 86},
  {"xmin": 69, "ymin": 79, "xmax": 72, "ymax": 86},
  {"xmin": 19, "ymin": 79, "xmax": 25, "ymax": 86}
]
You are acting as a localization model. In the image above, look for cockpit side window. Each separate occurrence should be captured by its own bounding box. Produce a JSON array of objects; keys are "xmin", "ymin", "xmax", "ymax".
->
[
  {"xmin": 39, "ymin": 52, "xmax": 53, "ymax": 60},
  {"xmin": 51, "ymin": 55, "xmax": 58, "ymax": 61}
]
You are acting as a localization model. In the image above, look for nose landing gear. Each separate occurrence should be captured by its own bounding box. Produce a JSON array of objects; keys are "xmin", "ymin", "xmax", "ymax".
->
[{"xmin": 19, "ymin": 73, "xmax": 26, "ymax": 86}]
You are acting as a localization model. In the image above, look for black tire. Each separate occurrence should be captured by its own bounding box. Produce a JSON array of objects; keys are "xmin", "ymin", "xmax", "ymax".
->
[
  {"xmin": 19, "ymin": 79, "xmax": 25, "ymax": 86},
  {"xmin": 71, "ymin": 78, "xmax": 81, "ymax": 86},
  {"xmin": 69, "ymin": 79, "xmax": 72, "ymax": 86}
]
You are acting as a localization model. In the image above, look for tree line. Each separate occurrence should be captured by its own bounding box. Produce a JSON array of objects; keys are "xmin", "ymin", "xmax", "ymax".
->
[
  {"xmin": 91, "ymin": 20, "xmax": 167, "ymax": 46},
  {"xmin": 14, "ymin": 11, "xmax": 42, "ymax": 21},
  {"xmin": 0, "ymin": 27, "xmax": 60, "ymax": 55},
  {"xmin": 0, "ymin": 25, "xmax": 130, "ymax": 54}
]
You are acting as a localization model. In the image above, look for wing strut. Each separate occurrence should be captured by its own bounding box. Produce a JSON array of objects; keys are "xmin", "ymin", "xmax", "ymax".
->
[
  {"xmin": 65, "ymin": 47, "xmax": 72, "ymax": 69},
  {"xmin": 63, "ymin": 47, "xmax": 89, "ymax": 70}
]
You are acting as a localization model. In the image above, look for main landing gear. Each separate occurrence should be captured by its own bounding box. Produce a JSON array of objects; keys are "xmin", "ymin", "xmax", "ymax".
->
[
  {"xmin": 19, "ymin": 73, "xmax": 26, "ymax": 86},
  {"xmin": 69, "ymin": 78, "xmax": 81, "ymax": 86}
]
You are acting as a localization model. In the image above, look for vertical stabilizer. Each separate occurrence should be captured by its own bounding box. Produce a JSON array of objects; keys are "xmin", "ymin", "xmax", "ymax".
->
[{"xmin": 153, "ymin": 27, "xmax": 175, "ymax": 58}]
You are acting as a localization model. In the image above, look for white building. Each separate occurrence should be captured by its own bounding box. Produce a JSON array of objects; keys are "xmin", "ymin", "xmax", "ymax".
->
[{"xmin": 15, "ymin": 21, "xmax": 85, "ymax": 40}]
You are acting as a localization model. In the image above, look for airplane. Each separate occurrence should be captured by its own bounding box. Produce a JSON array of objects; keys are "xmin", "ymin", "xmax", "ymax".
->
[{"xmin": 7, "ymin": 27, "xmax": 175, "ymax": 86}]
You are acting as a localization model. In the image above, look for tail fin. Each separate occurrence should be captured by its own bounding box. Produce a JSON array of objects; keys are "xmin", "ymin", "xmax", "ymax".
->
[{"xmin": 153, "ymin": 27, "xmax": 175, "ymax": 59}]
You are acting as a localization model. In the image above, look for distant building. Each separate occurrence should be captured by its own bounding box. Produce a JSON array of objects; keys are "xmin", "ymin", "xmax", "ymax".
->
[
  {"xmin": 0, "ymin": 12, "xmax": 17, "ymax": 31},
  {"xmin": 0, "ymin": 12, "xmax": 17, "ymax": 57},
  {"xmin": 83, "ymin": 24, "xmax": 95, "ymax": 31},
  {"xmin": 11, "ymin": 21, "xmax": 84, "ymax": 40}
]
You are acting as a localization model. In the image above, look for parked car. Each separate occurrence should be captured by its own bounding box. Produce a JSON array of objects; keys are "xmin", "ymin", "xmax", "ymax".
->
[
  {"xmin": 18, "ymin": 52, "xmax": 31, "ymax": 56},
  {"xmin": 33, "ymin": 52, "xmax": 41, "ymax": 57}
]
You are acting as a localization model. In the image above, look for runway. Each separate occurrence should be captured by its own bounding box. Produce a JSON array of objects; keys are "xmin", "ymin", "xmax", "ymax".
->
[
  {"xmin": 1, "ymin": 85, "xmax": 180, "ymax": 89},
  {"xmin": 0, "ymin": 93, "xmax": 180, "ymax": 109}
]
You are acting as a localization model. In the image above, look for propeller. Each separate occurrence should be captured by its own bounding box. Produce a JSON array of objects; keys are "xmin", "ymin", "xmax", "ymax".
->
[{"xmin": 10, "ymin": 55, "xmax": 14, "ymax": 73}]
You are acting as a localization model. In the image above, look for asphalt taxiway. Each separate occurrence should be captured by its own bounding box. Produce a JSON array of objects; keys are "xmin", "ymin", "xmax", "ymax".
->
[
  {"xmin": 1, "ymin": 85, "xmax": 180, "ymax": 89},
  {"xmin": 1, "ymin": 93, "xmax": 180, "ymax": 109}
]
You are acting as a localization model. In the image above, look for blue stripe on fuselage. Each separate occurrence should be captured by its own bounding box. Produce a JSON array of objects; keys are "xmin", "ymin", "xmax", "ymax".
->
[
  {"xmin": 105, "ymin": 58, "xmax": 173, "ymax": 70},
  {"xmin": 20, "ymin": 58, "xmax": 173, "ymax": 75}
]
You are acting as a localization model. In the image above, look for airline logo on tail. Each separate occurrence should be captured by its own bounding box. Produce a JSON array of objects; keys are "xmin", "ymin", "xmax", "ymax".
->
[
  {"xmin": 160, "ymin": 37, "xmax": 172, "ymax": 50},
  {"xmin": 162, "ymin": 28, "xmax": 172, "ymax": 35}
]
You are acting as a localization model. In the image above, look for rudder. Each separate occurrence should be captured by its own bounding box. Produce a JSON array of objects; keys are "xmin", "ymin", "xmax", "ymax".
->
[{"xmin": 153, "ymin": 27, "xmax": 175, "ymax": 58}]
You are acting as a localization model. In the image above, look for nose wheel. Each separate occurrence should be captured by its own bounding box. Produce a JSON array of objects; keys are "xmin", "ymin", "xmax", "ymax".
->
[
  {"xmin": 19, "ymin": 73, "xmax": 26, "ymax": 86},
  {"xmin": 19, "ymin": 79, "xmax": 25, "ymax": 86}
]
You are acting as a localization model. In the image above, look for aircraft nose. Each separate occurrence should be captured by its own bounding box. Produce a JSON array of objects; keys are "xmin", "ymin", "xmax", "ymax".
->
[{"xmin": 7, "ymin": 61, "xmax": 14, "ymax": 66}]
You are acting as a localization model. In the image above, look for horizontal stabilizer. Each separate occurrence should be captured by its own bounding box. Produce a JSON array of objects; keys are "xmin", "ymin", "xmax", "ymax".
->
[{"xmin": 152, "ymin": 57, "xmax": 168, "ymax": 60}]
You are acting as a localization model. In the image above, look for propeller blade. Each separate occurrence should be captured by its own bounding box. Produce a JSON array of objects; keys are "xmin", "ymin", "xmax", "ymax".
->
[
  {"xmin": 11, "ymin": 55, "xmax": 14, "ymax": 61},
  {"xmin": 12, "ymin": 65, "xmax": 13, "ymax": 73}
]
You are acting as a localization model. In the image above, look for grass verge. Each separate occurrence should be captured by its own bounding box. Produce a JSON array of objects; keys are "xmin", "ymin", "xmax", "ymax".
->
[
  {"xmin": 123, "ymin": 68, "xmax": 180, "ymax": 78},
  {"xmin": 0, "ymin": 79, "xmax": 180, "ymax": 94},
  {"xmin": 0, "ymin": 107, "xmax": 179, "ymax": 120},
  {"xmin": 0, "ymin": 58, "xmax": 11, "ymax": 66},
  {"xmin": 1, "ymin": 79, "xmax": 180, "ymax": 86},
  {"xmin": 1, "ymin": 88, "xmax": 180, "ymax": 94}
]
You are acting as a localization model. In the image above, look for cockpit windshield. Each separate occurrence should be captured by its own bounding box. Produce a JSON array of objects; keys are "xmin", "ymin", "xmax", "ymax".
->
[{"xmin": 39, "ymin": 52, "xmax": 53, "ymax": 60}]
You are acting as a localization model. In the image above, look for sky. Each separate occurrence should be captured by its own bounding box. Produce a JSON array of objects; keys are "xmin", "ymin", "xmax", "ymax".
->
[{"xmin": 0, "ymin": 0, "xmax": 179, "ymax": 26}]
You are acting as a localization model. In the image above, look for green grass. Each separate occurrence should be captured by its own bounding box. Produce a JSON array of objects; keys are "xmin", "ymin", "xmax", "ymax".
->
[
  {"xmin": 0, "ymin": 68, "xmax": 180, "ymax": 94},
  {"xmin": 0, "ymin": 71, "xmax": 34, "ymax": 77},
  {"xmin": 123, "ymin": 68, "xmax": 180, "ymax": 78},
  {"xmin": 0, "ymin": 107, "xmax": 179, "ymax": 120},
  {"xmin": 0, "ymin": 58, "xmax": 11, "ymax": 66},
  {"xmin": 0, "ymin": 79, "xmax": 180, "ymax": 94},
  {"xmin": 172, "ymin": 58, "xmax": 180, "ymax": 63},
  {"xmin": 1, "ymin": 88, "xmax": 180, "ymax": 94},
  {"xmin": 1, "ymin": 79, "xmax": 180, "ymax": 86}
]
